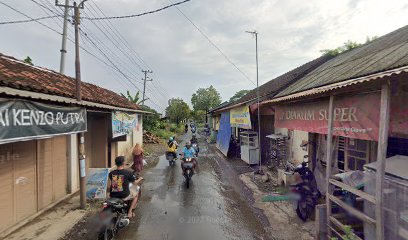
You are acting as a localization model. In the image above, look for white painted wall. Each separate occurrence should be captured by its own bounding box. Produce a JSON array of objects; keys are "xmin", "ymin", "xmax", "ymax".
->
[
  {"xmin": 117, "ymin": 114, "xmax": 143, "ymax": 163},
  {"xmin": 67, "ymin": 134, "xmax": 79, "ymax": 193},
  {"xmin": 274, "ymin": 128, "xmax": 309, "ymax": 166}
]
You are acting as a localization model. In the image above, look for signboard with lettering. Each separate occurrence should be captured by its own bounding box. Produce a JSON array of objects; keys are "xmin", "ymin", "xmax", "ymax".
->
[
  {"xmin": 112, "ymin": 111, "xmax": 138, "ymax": 138},
  {"xmin": 86, "ymin": 168, "xmax": 109, "ymax": 200},
  {"xmin": 274, "ymin": 92, "xmax": 381, "ymax": 141},
  {"xmin": 0, "ymin": 99, "xmax": 87, "ymax": 144},
  {"xmin": 230, "ymin": 105, "xmax": 252, "ymax": 129}
]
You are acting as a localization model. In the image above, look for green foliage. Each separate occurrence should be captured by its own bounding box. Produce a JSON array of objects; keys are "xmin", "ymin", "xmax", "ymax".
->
[
  {"xmin": 121, "ymin": 90, "xmax": 143, "ymax": 105},
  {"xmin": 24, "ymin": 56, "xmax": 33, "ymax": 65},
  {"xmin": 139, "ymin": 105, "xmax": 160, "ymax": 132},
  {"xmin": 153, "ymin": 129, "xmax": 173, "ymax": 139},
  {"xmin": 330, "ymin": 225, "xmax": 358, "ymax": 240},
  {"xmin": 229, "ymin": 89, "xmax": 250, "ymax": 102},
  {"xmin": 165, "ymin": 98, "xmax": 191, "ymax": 125},
  {"xmin": 191, "ymin": 85, "xmax": 222, "ymax": 112},
  {"xmin": 320, "ymin": 36, "xmax": 378, "ymax": 56},
  {"xmin": 191, "ymin": 109, "xmax": 206, "ymax": 123}
]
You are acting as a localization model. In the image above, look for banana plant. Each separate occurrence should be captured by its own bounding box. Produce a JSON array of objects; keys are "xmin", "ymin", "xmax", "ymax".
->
[{"xmin": 121, "ymin": 90, "xmax": 143, "ymax": 105}]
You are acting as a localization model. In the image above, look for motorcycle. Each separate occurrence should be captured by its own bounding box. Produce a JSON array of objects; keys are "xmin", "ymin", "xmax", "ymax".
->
[
  {"xmin": 166, "ymin": 151, "xmax": 177, "ymax": 166},
  {"xmin": 192, "ymin": 142, "xmax": 199, "ymax": 157},
  {"xmin": 287, "ymin": 158, "xmax": 321, "ymax": 221},
  {"xmin": 180, "ymin": 155, "xmax": 195, "ymax": 188},
  {"xmin": 98, "ymin": 181, "xmax": 143, "ymax": 240},
  {"xmin": 191, "ymin": 126, "xmax": 196, "ymax": 134}
]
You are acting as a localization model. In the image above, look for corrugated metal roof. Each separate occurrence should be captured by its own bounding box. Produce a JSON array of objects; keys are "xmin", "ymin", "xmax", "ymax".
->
[
  {"xmin": 276, "ymin": 25, "xmax": 408, "ymax": 98},
  {"xmin": 263, "ymin": 65, "xmax": 408, "ymax": 104},
  {"xmin": 0, "ymin": 86, "xmax": 151, "ymax": 113}
]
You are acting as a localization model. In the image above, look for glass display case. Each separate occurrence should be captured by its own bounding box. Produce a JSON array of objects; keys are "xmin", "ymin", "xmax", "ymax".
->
[{"xmin": 240, "ymin": 131, "xmax": 259, "ymax": 165}]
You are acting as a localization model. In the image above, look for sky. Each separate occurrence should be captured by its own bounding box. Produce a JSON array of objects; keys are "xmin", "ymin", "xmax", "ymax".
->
[{"xmin": 1, "ymin": 0, "xmax": 408, "ymax": 113}]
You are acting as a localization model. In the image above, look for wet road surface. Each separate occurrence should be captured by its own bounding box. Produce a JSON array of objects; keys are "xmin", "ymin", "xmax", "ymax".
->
[{"xmin": 116, "ymin": 133, "xmax": 270, "ymax": 240}]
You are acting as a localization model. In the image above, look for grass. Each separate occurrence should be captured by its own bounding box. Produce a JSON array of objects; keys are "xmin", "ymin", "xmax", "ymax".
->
[{"xmin": 151, "ymin": 122, "xmax": 185, "ymax": 140}]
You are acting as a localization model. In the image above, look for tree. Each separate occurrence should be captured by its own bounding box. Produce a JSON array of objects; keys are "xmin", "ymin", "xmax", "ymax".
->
[
  {"xmin": 24, "ymin": 56, "xmax": 33, "ymax": 65},
  {"xmin": 320, "ymin": 36, "xmax": 378, "ymax": 56},
  {"xmin": 191, "ymin": 109, "xmax": 206, "ymax": 122},
  {"xmin": 139, "ymin": 105, "xmax": 160, "ymax": 131},
  {"xmin": 121, "ymin": 90, "xmax": 143, "ymax": 105},
  {"xmin": 229, "ymin": 89, "xmax": 250, "ymax": 103},
  {"xmin": 191, "ymin": 85, "xmax": 222, "ymax": 112},
  {"xmin": 165, "ymin": 98, "xmax": 190, "ymax": 125}
]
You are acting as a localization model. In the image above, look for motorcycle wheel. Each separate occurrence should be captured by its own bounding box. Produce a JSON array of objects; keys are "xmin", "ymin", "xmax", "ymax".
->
[
  {"xmin": 98, "ymin": 219, "xmax": 116, "ymax": 240},
  {"xmin": 186, "ymin": 176, "xmax": 190, "ymax": 188},
  {"xmin": 296, "ymin": 197, "xmax": 315, "ymax": 222}
]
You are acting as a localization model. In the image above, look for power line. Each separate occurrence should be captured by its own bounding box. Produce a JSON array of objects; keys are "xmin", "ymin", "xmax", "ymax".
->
[
  {"xmin": 168, "ymin": 0, "xmax": 256, "ymax": 85},
  {"xmin": 85, "ymin": 2, "xmax": 169, "ymax": 106},
  {"xmin": 0, "ymin": 1, "xmax": 61, "ymax": 34},
  {"xmin": 1, "ymin": 1, "xmax": 167, "ymax": 111},
  {"xmin": 82, "ymin": 0, "xmax": 192, "ymax": 20},
  {"xmin": 0, "ymin": 15, "xmax": 60, "ymax": 25}
]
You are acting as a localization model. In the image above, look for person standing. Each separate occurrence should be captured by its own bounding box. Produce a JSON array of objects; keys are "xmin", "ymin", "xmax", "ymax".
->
[{"xmin": 132, "ymin": 143, "xmax": 144, "ymax": 174}]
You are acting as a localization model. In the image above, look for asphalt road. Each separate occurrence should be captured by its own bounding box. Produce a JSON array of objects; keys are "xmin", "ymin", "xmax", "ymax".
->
[{"xmin": 116, "ymin": 132, "xmax": 270, "ymax": 240}]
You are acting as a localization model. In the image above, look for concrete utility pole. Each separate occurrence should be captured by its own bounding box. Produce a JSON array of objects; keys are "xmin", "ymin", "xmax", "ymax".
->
[
  {"xmin": 141, "ymin": 70, "xmax": 153, "ymax": 105},
  {"xmin": 246, "ymin": 30, "xmax": 262, "ymax": 174},
  {"xmin": 59, "ymin": 0, "xmax": 69, "ymax": 74},
  {"xmin": 56, "ymin": 0, "xmax": 89, "ymax": 209}
]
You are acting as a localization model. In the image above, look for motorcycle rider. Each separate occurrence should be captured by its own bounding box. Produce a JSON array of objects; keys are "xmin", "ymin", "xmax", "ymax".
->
[
  {"xmin": 190, "ymin": 134, "xmax": 198, "ymax": 144},
  {"xmin": 166, "ymin": 137, "xmax": 178, "ymax": 158},
  {"xmin": 181, "ymin": 141, "xmax": 198, "ymax": 173},
  {"xmin": 108, "ymin": 156, "xmax": 143, "ymax": 218}
]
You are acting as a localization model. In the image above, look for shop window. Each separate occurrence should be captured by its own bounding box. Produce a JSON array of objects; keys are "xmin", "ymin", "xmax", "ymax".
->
[{"xmin": 336, "ymin": 137, "xmax": 375, "ymax": 171}]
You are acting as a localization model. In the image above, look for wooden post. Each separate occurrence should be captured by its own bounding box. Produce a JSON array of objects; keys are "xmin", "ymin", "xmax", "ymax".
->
[
  {"xmin": 325, "ymin": 95, "xmax": 335, "ymax": 237},
  {"xmin": 375, "ymin": 82, "xmax": 391, "ymax": 240}
]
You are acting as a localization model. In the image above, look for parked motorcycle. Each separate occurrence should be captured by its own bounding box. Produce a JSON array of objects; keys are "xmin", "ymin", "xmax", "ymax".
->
[
  {"xmin": 180, "ymin": 156, "xmax": 195, "ymax": 188},
  {"xmin": 97, "ymin": 181, "xmax": 143, "ymax": 240},
  {"xmin": 287, "ymin": 158, "xmax": 321, "ymax": 221},
  {"xmin": 166, "ymin": 151, "xmax": 177, "ymax": 166}
]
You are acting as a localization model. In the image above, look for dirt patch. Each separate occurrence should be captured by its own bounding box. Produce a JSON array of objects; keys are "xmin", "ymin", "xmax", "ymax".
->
[{"xmin": 240, "ymin": 173, "xmax": 315, "ymax": 240}]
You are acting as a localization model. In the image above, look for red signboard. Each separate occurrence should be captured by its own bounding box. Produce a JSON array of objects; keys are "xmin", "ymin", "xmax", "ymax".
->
[
  {"xmin": 390, "ymin": 90, "xmax": 408, "ymax": 137},
  {"xmin": 274, "ymin": 93, "xmax": 381, "ymax": 141}
]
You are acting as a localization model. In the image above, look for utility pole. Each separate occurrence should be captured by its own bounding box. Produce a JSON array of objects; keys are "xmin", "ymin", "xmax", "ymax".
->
[
  {"xmin": 59, "ymin": 0, "xmax": 69, "ymax": 74},
  {"xmin": 56, "ymin": 0, "xmax": 88, "ymax": 209},
  {"xmin": 246, "ymin": 30, "xmax": 262, "ymax": 175},
  {"xmin": 141, "ymin": 70, "xmax": 153, "ymax": 105}
]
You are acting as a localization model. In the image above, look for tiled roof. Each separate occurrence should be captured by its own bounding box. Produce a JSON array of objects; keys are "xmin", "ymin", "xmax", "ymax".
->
[
  {"xmin": 277, "ymin": 24, "xmax": 408, "ymax": 97},
  {"xmin": 0, "ymin": 53, "xmax": 139, "ymax": 110}
]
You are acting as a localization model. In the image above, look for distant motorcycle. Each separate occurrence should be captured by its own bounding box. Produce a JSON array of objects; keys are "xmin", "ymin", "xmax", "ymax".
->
[
  {"xmin": 191, "ymin": 126, "xmax": 196, "ymax": 134},
  {"xmin": 98, "ymin": 180, "xmax": 143, "ymax": 240},
  {"xmin": 287, "ymin": 158, "xmax": 321, "ymax": 221},
  {"xmin": 192, "ymin": 143, "xmax": 199, "ymax": 157},
  {"xmin": 166, "ymin": 152, "xmax": 177, "ymax": 166}
]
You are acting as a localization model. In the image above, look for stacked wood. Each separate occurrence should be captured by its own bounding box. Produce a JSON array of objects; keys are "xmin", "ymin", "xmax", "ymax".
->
[{"xmin": 143, "ymin": 131, "xmax": 161, "ymax": 144}]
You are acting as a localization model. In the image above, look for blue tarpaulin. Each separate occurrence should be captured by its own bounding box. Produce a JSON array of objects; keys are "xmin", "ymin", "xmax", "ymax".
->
[{"xmin": 216, "ymin": 111, "xmax": 231, "ymax": 156}]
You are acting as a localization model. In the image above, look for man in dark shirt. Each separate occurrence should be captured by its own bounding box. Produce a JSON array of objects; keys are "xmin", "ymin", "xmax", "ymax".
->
[{"xmin": 109, "ymin": 156, "xmax": 143, "ymax": 218}]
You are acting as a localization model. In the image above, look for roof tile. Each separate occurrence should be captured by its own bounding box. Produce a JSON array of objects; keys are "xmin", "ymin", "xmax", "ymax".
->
[{"xmin": 0, "ymin": 53, "xmax": 139, "ymax": 110}]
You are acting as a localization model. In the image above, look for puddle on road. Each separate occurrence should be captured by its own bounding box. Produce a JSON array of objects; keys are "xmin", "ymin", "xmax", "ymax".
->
[{"xmin": 117, "ymin": 136, "xmax": 271, "ymax": 240}]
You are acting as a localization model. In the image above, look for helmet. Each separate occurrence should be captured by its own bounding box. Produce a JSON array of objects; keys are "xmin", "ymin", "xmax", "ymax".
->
[{"xmin": 169, "ymin": 137, "xmax": 173, "ymax": 141}]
